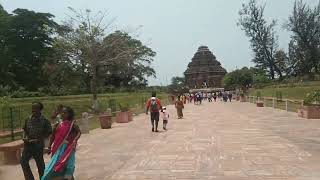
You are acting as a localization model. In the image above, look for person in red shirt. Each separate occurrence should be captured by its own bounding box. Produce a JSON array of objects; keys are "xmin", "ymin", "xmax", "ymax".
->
[{"xmin": 146, "ymin": 92, "xmax": 162, "ymax": 132}]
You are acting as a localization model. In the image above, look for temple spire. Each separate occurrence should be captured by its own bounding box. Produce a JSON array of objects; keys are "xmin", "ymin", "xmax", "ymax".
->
[{"xmin": 184, "ymin": 46, "xmax": 227, "ymax": 89}]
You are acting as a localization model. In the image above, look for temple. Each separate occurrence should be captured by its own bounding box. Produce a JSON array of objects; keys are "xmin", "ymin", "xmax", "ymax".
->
[{"xmin": 184, "ymin": 46, "xmax": 227, "ymax": 90}]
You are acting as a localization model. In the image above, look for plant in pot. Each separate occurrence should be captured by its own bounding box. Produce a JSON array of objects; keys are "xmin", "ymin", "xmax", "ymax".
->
[
  {"xmin": 236, "ymin": 92, "xmax": 240, "ymax": 101},
  {"xmin": 116, "ymin": 103, "xmax": 130, "ymax": 123},
  {"xmin": 108, "ymin": 99, "xmax": 117, "ymax": 117},
  {"xmin": 298, "ymin": 90, "xmax": 320, "ymax": 119},
  {"xmin": 239, "ymin": 92, "xmax": 246, "ymax": 102},
  {"xmin": 99, "ymin": 108, "xmax": 112, "ymax": 129},
  {"xmin": 256, "ymin": 91, "xmax": 264, "ymax": 107}
]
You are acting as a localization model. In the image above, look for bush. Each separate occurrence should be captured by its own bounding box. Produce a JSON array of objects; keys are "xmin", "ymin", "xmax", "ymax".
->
[
  {"xmin": 108, "ymin": 99, "xmax": 117, "ymax": 112},
  {"xmin": 10, "ymin": 87, "xmax": 46, "ymax": 98},
  {"xmin": 304, "ymin": 90, "xmax": 320, "ymax": 105},
  {"xmin": 119, "ymin": 103, "xmax": 129, "ymax": 112},
  {"xmin": 0, "ymin": 85, "xmax": 12, "ymax": 97}
]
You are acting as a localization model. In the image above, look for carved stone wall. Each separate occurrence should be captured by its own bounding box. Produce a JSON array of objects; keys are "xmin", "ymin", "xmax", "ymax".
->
[{"xmin": 184, "ymin": 46, "xmax": 227, "ymax": 89}]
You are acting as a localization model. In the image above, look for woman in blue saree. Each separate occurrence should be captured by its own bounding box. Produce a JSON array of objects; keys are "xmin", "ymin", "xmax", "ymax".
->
[{"xmin": 42, "ymin": 106, "xmax": 81, "ymax": 180}]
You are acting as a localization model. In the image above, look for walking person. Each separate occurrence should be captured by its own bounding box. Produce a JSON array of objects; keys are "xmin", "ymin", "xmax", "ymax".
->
[
  {"xmin": 146, "ymin": 92, "xmax": 162, "ymax": 132},
  {"xmin": 208, "ymin": 93, "xmax": 212, "ymax": 102},
  {"xmin": 228, "ymin": 92, "xmax": 233, "ymax": 102},
  {"xmin": 21, "ymin": 102, "xmax": 52, "ymax": 180},
  {"xmin": 42, "ymin": 106, "xmax": 81, "ymax": 180},
  {"xmin": 218, "ymin": 91, "xmax": 223, "ymax": 101},
  {"xmin": 182, "ymin": 95, "xmax": 187, "ymax": 104},
  {"xmin": 223, "ymin": 92, "xmax": 228, "ymax": 102},
  {"xmin": 199, "ymin": 93, "xmax": 203, "ymax": 104},
  {"xmin": 175, "ymin": 96, "xmax": 184, "ymax": 119},
  {"xmin": 213, "ymin": 92, "xmax": 217, "ymax": 102},
  {"xmin": 162, "ymin": 107, "xmax": 169, "ymax": 130}
]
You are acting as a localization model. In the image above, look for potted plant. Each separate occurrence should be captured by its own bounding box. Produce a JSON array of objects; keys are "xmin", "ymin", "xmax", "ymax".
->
[
  {"xmin": 236, "ymin": 93, "xmax": 240, "ymax": 101},
  {"xmin": 298, "ymin": 90, "xmax": 320, "ymax": 119},
  {"xmin": 256, "ymin": 91, "xmax": 264, "ymax": 107},
  {"xmin": 108, "ymin": 99, "xmax": 117, "ymax": 117},
  {"xmin": 116, "ymin": 103, "xmax": 130, "ymax": 123},
  {"xmin": 239, "ymin": 92, "xmax": 246, "ymax": 102},
  {"xmin": 128, "ymin": 110, "xmax": 133, "ymax": 122},
  {"xmin": 99, "ymin": 109, "xmax": 112, "ymax": 129}
]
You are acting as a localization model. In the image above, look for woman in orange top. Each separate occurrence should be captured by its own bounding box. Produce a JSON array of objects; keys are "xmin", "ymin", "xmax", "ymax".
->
[{"xmin": 175, "ymin": 96, "xmax": 184, "ymax": 119}]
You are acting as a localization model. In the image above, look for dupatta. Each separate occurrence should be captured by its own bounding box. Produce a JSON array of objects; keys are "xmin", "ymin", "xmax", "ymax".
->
[{"xmin": 50, "ymin": 120, "xmax": 79, "ymax": 172}]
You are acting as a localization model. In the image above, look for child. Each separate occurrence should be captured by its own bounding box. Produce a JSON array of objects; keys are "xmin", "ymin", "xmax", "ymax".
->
[{"xmin": 162, "ymin": 107, "xmax": 169, "ymax": 130}]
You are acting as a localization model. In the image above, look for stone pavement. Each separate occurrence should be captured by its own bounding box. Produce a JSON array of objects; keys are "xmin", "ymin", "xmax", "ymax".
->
[{"xmin": 1, "ymin": 101, "xmax": 320, "ymax": 180}]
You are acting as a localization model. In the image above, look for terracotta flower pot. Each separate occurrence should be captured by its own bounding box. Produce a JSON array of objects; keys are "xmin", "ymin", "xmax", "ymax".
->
[
  {"xmin": 128, "ymin": 111, "xmax": 133, "ymax": 122},
  {"xmin": 240, "ymin": 96, "xmax": 247, "ymax": 102},
  {"xmin": 256, "ymin": 102, "xmax": 264, "ymax": 107},
  {"xmin": 298, "ymin": 105, "xmax": 320, "ymax": 119},
  {"xmin": 99, "ymin": 114, "xmax": 112, "ymax": 129},
  {"xmin": 116, "ymin": 111, "xmax": 129, "ymax": 123}
]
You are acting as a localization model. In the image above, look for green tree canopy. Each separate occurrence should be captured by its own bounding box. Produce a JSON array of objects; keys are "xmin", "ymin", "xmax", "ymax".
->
[
  {"xmin": 238, "ymin": 0, "xmax": 283, "ymax": 80},
  {"xmin": 286, "ymin": 0, "xmax": 320, "ymax": 77},
  {"xmin": 223, "ymin": 67, "xmax": 253, "ymax": 91},
  {"xmin": 101, "ymin": 31, "xmax": 156, "ymax": 87},
  {"xmin": 168, "ymin": 77, "xmax": 188, "ymax": 95},
  {"xmin": 0, "ymin": 7, "xmax": 58, "ymax": 90}
]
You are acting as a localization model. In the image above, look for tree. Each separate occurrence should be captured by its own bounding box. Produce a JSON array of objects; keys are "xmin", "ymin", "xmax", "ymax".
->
[
  {"xmin": 168, "ymin": 77, "xmax": 188, "ymax": 95},
  {"xmin": 55, "ymin": 8, "xmax": 155, "ymax": 110},
  {"xmin": 274, "ymin": 50, "xmax": 289, "ymax": 77},
  {"xmin": 42, "ymin": 38, "xmax": 84, "ymax": 95},
  {"xmin": 53, "ymin": 8, "xmax": 117, "ymax": 110},
  {"xmin": 223, "ymin": 67, "xmax": 253, "ymax": 91},
  {"xmin": 0, "ymin": 5, "xmax": 14, "ymax": 86},
  {"xmin": 286, "ymin": 0, "xmax": 320, "ymax": 77},
  {"xmin": 2, "ymin": 8, "xmax": 58, "ymax": 90},
  {"xmin": 238, "ymin": 0, "xmax": 283, "ymax": 79},
  {"xmin": 100, "ymin": 31, "xmax": 156, "ymax": 88}
]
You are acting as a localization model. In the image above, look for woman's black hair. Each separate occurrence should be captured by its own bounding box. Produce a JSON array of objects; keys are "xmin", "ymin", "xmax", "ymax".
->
[
  {"xmin": 63, "ymin": 106, "xmax": 75, "ymax": 120},
  {"xmin": 32, "ymin": 102, "xmax": 44, "ymax": 111},
  {"xmin": 57, "ymin": 104, "xmax": 64, "ymax": 111}
]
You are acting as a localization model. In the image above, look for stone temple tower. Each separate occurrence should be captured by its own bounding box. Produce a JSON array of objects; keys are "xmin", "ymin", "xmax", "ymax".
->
[{"xmin": 184, "ymin": 46, "xmax": 227, "ymax": 89}]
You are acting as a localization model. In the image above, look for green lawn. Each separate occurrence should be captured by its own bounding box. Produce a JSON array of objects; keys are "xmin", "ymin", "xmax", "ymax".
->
[{"xmin": 249, "ymin": 81, "xmax": 320, "ymax": 100}]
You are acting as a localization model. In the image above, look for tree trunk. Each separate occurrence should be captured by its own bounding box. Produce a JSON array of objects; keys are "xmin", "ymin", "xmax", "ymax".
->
[
  {"xmin": 274, "ymin": 64, "xmax": 283, "ymax": 80},
  {"xmin": 91, "ymin": 47, "xmax": 99, "ymax": 112},
  {"xmin": 269, "ymin": 66, "xmax": 275, "ymax": 80}
]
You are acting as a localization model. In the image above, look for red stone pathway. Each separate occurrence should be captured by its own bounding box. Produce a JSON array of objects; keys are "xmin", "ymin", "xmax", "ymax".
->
[{"xmin": 1, "ymin": 101, "xmax": 320, "ymax": 179}]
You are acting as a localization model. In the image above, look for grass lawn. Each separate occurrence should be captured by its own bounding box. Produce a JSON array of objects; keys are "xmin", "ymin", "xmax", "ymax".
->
[{"xmin": 249, "ymin": 81, "xmax": 320, "ymax": 100}]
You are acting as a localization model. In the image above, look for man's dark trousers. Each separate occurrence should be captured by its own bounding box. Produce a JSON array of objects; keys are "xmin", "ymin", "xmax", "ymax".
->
[
  {"xmin": 150, "ymin": 112, "xmax": 160, "ymax": 129},
  {"xmin": 21, "ymin": 142, "xmax": 45, "ymax": 180}
]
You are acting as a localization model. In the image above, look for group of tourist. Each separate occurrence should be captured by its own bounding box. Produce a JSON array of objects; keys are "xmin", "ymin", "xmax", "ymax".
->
[
  {"xmin": 21, "ymin": 102, "xmax": 81, "ymax": 180},
  {"xmin": 182, "ymin": 91, "xmax": 234, "ymax": 105}
]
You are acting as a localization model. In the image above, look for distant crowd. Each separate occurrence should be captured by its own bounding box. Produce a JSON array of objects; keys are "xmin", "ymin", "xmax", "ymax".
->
[{"xmin": 175, "ymin": 91, "xmax": 235, "ymax": 105}]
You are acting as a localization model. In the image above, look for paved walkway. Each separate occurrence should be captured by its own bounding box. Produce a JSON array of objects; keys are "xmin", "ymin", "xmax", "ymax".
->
[{"xmin": 1, "ymin": 101, "xmax": 320, "ymax": 180}]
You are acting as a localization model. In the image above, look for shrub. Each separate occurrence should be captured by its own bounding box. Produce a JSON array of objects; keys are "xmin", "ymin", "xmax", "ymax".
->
[
  {"xmin": 0, "ymin": 85, "xmax": 12, "ymax": 97},
  {"xmin": 108, "ymin": 99, "xmax": 117, "ymax": 112},
  {"xmin": 118, "ymin": 103, "xmax": 129, "ymax": 112},
  {"xmin": 304, "ymin": 90, "xmax": 320, "ymax": 105}
]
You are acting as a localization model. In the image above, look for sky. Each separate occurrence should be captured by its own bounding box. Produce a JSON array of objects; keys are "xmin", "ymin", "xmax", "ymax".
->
[{"xmin": 1, "ymin": 0, "xmax": 319, "ymax": 86}]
